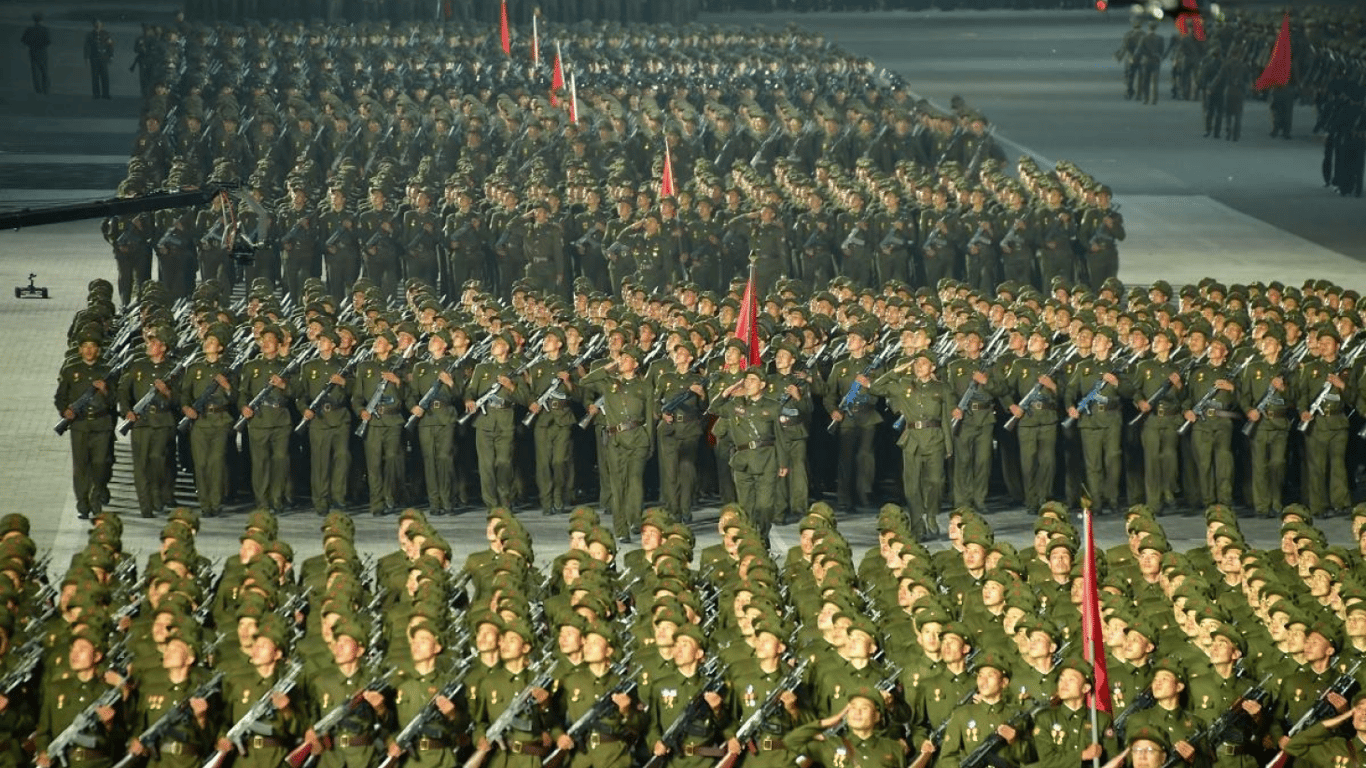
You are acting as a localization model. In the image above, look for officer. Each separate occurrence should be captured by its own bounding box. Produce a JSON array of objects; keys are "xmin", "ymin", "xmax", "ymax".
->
[
  {"xmin": 179, "ymin": 323, "xmax": 237, "ymax": 519},
  {"xmin": 869, "ymin": 351, "xmax": 954, "ymax": 539},
  {"xmin": 464, "ymin": 331, "xmax": 525, "ymax": 509},
  {"xmin": 654, "ymin": 338, "xmax": 707, "ymax": 523},
  {"xmin": 237, "ymin": 324, "xmax": 295, "ymax": 515},
  {"xmin": 352, "ymin": 329, "xmax": 409, "ymax": 517},
  {"xmin": 581, "ymin": 346, "xmax": 655, "ymax": 543},
  {"xmin": 525, "ymin": 327, "xmax": 578, "ymax": 517},
  {"xmin": 409, "ymin": 329, "xmax": 463, "ymax": 516},
  {"xmin": 297, "ymin": 328, "xmax": 352, "ymax": 516},
  {"xmin": 712, "ymin": 368, "xmax": 790, "ymax": 539}
]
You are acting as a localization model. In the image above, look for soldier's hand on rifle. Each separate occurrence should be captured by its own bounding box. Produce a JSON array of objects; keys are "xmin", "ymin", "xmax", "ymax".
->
[
  {"xmin": 182, "ymin": 405, "xmax": 198, "ymax": 420},
  {"xmin": 531, "ymin": 687, "xmax": 551, "ymax": 705},
  {"xmin": 130, "ymin": 738, "xmax": 148, "ymax": 756},
  {"xmin": 329, "ymin": 373, "xmax": 347, "ymax": 386},
  {"xmin": 1067, "ymin": 407, "xmax": 1081, "ymax": 420},
  {"xmin": 380, "ymin": 371, "xmax": 401, "ymax": 385},
  {"xmin": 410, "ymin": 405, "xmax": 425, "ymax": 418},
  {"xmin": 661, "ymin": 411, "xmax": 672, "ymax": 423},
  {"xmin": 361, "ymin": 690, "xmax": 385, "ymax": 712},
  {"xmin": 1215, "ymin": 378, "xmax": 1233, "ymax": 392},
  {"xmin": 779, "ymin": 467, "xmax": 789, "ymax": 478},
  {"xmin": 498, "ymin": 375, "xmax": 515, "ymax": 390},
  {"xmin": 1271, "ymin": 376, "xmax": 1285, "ymax": 391},
  {"xmin": 303, "ymin": 408, "xmax": 316, "ymax": 421},
  {"xmin": 155, "ymin": 378, "xmax": 171, "ymax": 396},
  {"xmin": 439, "ymin": 371, "xmax": 454, "ymax": 388},
  {"xmin": 36, "ymin": 752, "xmax": 51, "ymax": 768},
  {"xmin": 93, "ymin": 379, "xmax": 109, "ymax": 395},
  {"xmin": 556, "ymin": 734, "xmax": 575, "ymax": 751},
  {"xmin": 786, "ymin": 384, "xmax": 801, "ymax": 400},
  {"xmin": 124, "ymin": 411, "xmax": 138, "ymax": 423},
  {"xmin": 653, "ymin": 741, "xmax": 669, "ymax": 756},
  {"xmin": 270, "ymin": 374, "xmax": 286, "ymax": 389},
  {"xmin": 1009, "ymin": 404, "xmax": 1024, "ymax": 419},
  {"xmin": 271, "ymin": 692, "xmax": 290, "ymax": 710},
  {"xmin": 1328, "ymin": 373, "xmax": 1346, "ymax": 390},
  {"xmin": 996, "ymin": 724, "xmax": 1016, "ymax": 743},
  {"xmin": 726, "ymin": 738, "xmax": 743, "ymax": 755},
  {"xmin": 1102, "ymin": 373, "xmax": 1119, "ymax": 387},
  {"xmin": 830, "ymin": 409, "xmax": 845, "ymax": 422},
  {"xmin": 1039, "ymin": 374, "xmax": 1056, "ymax": 391},
  {"xmin": 360, "ymin": 409, "xmax": 373, "ymax": 422},
  {"xmin": 952, "ymin": 407, "xmax": 964, "ymax": 421},
  {"xmin": 241, "ymin": 405, "xmax": 255, "ymax": 419},
  {"xmin": 1185, "ymin": 409, "xmax": 1201, "ymax": 422},
  {"xmin": 435, "ymin": 695, "xmax": 456, "ymax": 716},
  {"xmin": 530, "ymin": 402, "xmax": 543, "ymax": 415},
  {"xmin": 214, "ymin": 374, "xmax": 231, "ymax": 391},
  {"xmin": 304, "ymin": 729, "xmax": 324, "ymax": 755},
  {"xmin": 855, "ymin": 374, "xmax": 871, "ymax": 388},
  {"xmin": 190, "ymin": 696, "xmax": 209, "ymax": 718},
  {"xmin": 388, "ymin": 741, "xmax": 405, "ymax": 758},
  {"xmin": 919, "ymin": 740, "xmax": 936, "ymax": 755},
  {"xmin": 1327, "ymin": 691, "xmax": 1349, "ymax": 713},
  {"xmin": 703, "ymin": 691, "xmax": 724, "ymax": 710},
  {"xmin": 779, "ymin": 690, "xmax": 798, "ymax": 711},
  {"xmin": 1300, "ymin": 411, "xmax": 1313, "ymax": 423}
]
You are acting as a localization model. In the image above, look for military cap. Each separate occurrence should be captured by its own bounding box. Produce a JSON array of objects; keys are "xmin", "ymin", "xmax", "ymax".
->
[
  {"xmin": 255, "ymin": 613, "xmax": 289, "ymax": 650},
  {"xmin": 973, "ymin": 651, "xmax": 1013, "ymax": 678},
  {"xmin": 1308, "ymin": 620, "xmax": 1342, "ymax": 650},
  {"xmin": 1055, "ymin": 656, "xmax": 1093, "ymax": 684},
  {"xmin": 673, "ymin": 622, "xmax": 707, "ymax": 650},
  {"xmin": 1208, "ymin": 623, "xmax": 1246, "ymax": 654},
  {"xmin": 1128, "ymin": 727, "xmax": 1170, "ymax": 754}
]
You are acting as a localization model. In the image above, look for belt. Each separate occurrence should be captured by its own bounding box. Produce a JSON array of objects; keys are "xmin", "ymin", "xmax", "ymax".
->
[
  {"xmin": 429, "ymin": 400, "xmax": 449, "ymax": 410},
  {"xmin": 966, "ymin": 401, "xmax": 992, "ymax": 411},
  {"xmin": 755, "ymin": 737, "xmax": 788, "ymax": 752},
  {"xmin": 1089, "ymin": 402, "xmax": 1119, "ymax": 412},
  {"xmin": 144, "ymin": 403, "xmax": 164, "ymax": 414},
  {"xmin": 161, "ymin": 741, "xmax": 200, "ymax": 757},
  {"xmin": 508, "ymin": 739, "xmax": 549, "ymax": 757},
  {"xmin": 1321, "ymin": 405, "xmax": 1344, "ymax": 415},
  {"xmin": 1154, "ymin": 404, "xmax": 1180, "ymax": 415},
  {"xmin": 259, "ymin": 400, "xmax": 286, "ymax": 408},
  {"xmin": 681, "ymin": 743, "xmax": 728, "ymax": 758},
  {"xmin": 605, "ymin": 420, "xmax": 642, "ymax": 435},
  {"xmin": 586, "ymin": 732, "xmax": 623, "ymax": 748},
  {"xmin": 1218, "ymin": 744, "xmax": 1247, "ymax": 756},
  {"xmin": 69, "ymin": 748, "xmax": 107, "ymax": 762},
  {"xmin": 416, "ymin": 737, "xmax": 452, "ymax": 752},
  {"xmin": 1030, "ymin": 400, "xmax": 1052, "ymax": 410},
  {"xmin": 1202, "ymin": 408, "xmax": 1239, "ymax": 419},
  {"xmin": 334, "ymin": 733, "xmax": 374, "ymax": 749},
  {"xmin": 736, "ymin": 439, "xmax": 775, "ymax": 451},
  {"xmin": 318, "ymin": 402, "xmax": 342, "ymax": 413},
  {"xmin": 373, "ymin": 404, "xmax": 399, "ymax": 416},
  {"xmin": 905, "ymin": 419, "xmax": 941, "ymax": 429},
  {"xmin": 248, "ymin": 735, "xmax": 286, "ymax": 750},
  {"xmin": 544, "ymin": 399, "xmax": 568, "ymax": 410},
  {"xmin": 1264, "ymin": 407, "xmax": 1291, "ymax": 418},
  {"xmin": 205, "ymin": 404, "xmax": 229, "ymax": 413}
]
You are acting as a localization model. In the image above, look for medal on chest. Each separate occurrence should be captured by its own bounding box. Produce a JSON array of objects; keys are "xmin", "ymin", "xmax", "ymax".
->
[
  {"xmin": 743, "ymin": 685, "xmax": 756, "ymax": 709},
  {"xmin": 662, "ymin": 688, "xmax": 678, "ymax": 709},
  {"xmin": 832, "ymin": 747, "xmax": 848, "ymax": 768},
  {"xmin": 967, "ymin": 720, "xmax": 980, "ymax": 742}
]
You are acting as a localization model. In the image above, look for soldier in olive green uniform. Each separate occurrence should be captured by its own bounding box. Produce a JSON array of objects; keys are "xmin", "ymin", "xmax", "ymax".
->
[
  {"xmin": 216, "ymin": 615, "xmax": 300, "ymax": 768},
  {"xmin": 721, "ymin": 621, "xmax": 808, "ymax": 768},
  {"xmin": 1066, "ymin": 326, "xmax": 1133, "ymax": 513},
  {"xmin": 1076, "ymin": 187, "xmax": 1125, "ymax": 286},
  {"xmin": 1124, "ymin": 659, "xmax": 1205, "ymax": 768},
  {"xmin": 548, "ymin": 622, "xmax": 644, "ymax": 768},
  {"xmin": 126, "ymin": 622, "xmax": 217, "ymax": 768},
  {"xmin": 179, "ymin": 324, "xmax": 238, "ymax": 518},
  {"xmin": 1003, "ymin": 326, "xmax": 1065, "ymax": 513},
  {"xmin": 646, "ymin": 623, "xmax": 727, "ymax": 768},
  {"xmin": 1028, "ymin": 657, "xmax": 1120, "ymax": 768},
  {"xmin": 945, "ymin": 325, "xmax": 1001, "ymax": 514},
  {"xmin": 386, "ymin": 619, "xmax": 465, "ymax": 768},
  {"xmin": 1284, "ymin": 691, "xmax": 1366, "ymax": 768},
  {"xmin": 34, "ymin": 630, "xmax": 124, "ymax": 768},
  {"xmin": 409, "ymin": 330, "xmax": 463, "ymax": 516},
  {"xmin": 708, "ymin": 340, "xmax": 751, "ymax": 506},
  {"xmin": 581, "ymin": 347, "xmax": 656, "ymax": 542},
  {"xmin": 276, "ymin": 184, "xmax": 318, "ymax": 304},
  {"xmin": 522, "ymin": 202, "xmax": 567, "ymax": 296},
  {"xmin": 1240, "ymin": 327, "xmax": 1292, "ymax": 518},
  {"xmin": 469, "ymin": 619, "xmax": 552, "ymax": 768},
  {"xmin": 1300, "ymin": 325, "xmax": 1354, "ymax": 517},
  {"xmin": 118, "ymin": 328, "xmax": 181, "ymax": 518},
  {"xmin": 770, "ymin": 340, "xmax": 816, "ymax": 524},
  {"xmin": 786, "ymin": 686, "xmax": 904, "ymax": 768},
  {"xmin": 654, "ymin": 340, "xmax": 707, "ymax": 523},
  {"xmin": 1132, "ymin": 328, "xmax": 1185, "ymax": 516},
  {"xmin": 937, "ymin": 653, "xmax": 1031, "ymax": 768},
  {"xmin": 712, "ymin": 369, "xmax": 790, "ymax": 539},
  {"xmin": 56, "ymin": 331, "xmax": 117, "ymax": 520},
  {"xmin": 464, "ymin": 332, "xmax": 526, "ymax": 509},
  {"xmin": 869, "ymin": 351, "xmax": 953, "ymax": 539},
  {"xmin": 297, "ymin": 329, "xmax": 352, "ymax": 516},
  {"xmin": 299, "ymin": 617, "xmax": 388, "ymax": 768},
  {"xmin": 1186, "ymin": 624, "xmax": 1261, "ymax": 768},
  {"xmin": 525, "ymin": 328, "xmax": 578, "ymax": 517},
  {"xmin": 353, "ymin": 329, "xmax": 409, "ymax": 516},
  {"xmin": 826, "ymin": 325, "xmax": 884, "ymax": 515},
  {"xmin": 237, "ymin": 325, "xmax": 296, "ymax": 514},
  {"xmin": 1183, "ymin": 335, "xmax": 1240, "ymax": 509}
]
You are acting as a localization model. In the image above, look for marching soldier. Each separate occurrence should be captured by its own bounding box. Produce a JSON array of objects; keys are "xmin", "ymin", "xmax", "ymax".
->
[
  {"xmin": 1240, "ymin": 326, "xmax": 1291, "ymax": 518},
  {"xmin": 525, "ymin": 327, "xmax": 579, "ymax": 517},
  {"xmin": 118, "ymin": 326, "xmax": 181, "ymax": 519},
  {"xmin": 180, "ymin": 323, "xmax": 237, "ymax": 519},
  {"xmin": 1183, "ymin": 335, "xmax": 1240, "ymax": 509},
  {"xmin": 296, "ymin": 328, "xmax": 352, "ymax": 516},
  {"xmin": 770, "ymin": 339, "xmax": 816, "ymax": 525},
  {"xmin": 826, "ymin": 324, "xmax": 883, "ymax": 516},
  {"xmin": 581, "ymin": 347, "xmax": 656, "ymax": 543},
  {"xmin": 237, "ymin": 324, "xmax": 295, "ymax": 515},
  {"xmin": 868, "ymin": 351, "xmax": 954, "ymax": 539},
  {"xmin": 1066, "ymin": 326, "xmax": 1132, "ymax": 514},
  {"xmin": 352, "ymin": 329, "xmax": 409, "ymax": 517},
  {"xmin": 712, "ymin": 368, "xmax": 790, "ymax": 539},
  {"xmin": 409, "ymin": 329, "xmax": 464, "ymax": 516},
  {"xmin": 464, "ymin": 332, "xmax": 525, "ymax": 509},
  {"xmin": 654, "ymin": 339, "xmax": 707, "ymax": 523}
]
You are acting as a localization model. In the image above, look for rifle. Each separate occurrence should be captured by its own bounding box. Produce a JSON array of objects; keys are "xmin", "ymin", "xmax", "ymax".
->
[
  {"xmin": 1297, "ymin": 338, "xmax": 1365, "ymax": 433},
  {"xmin": 0, "ymin": 646, "xmax": 43, "ymax": 696},
  {"xmin": 1111, "ymin": 686, "xmax": 1156, "ymax": 743},
  {"xmin": 659, "ymin": 344, "xmax": 722, "ymax": 417},
  {"xmin": 283, "ymin": 668, "xmax": 396, "ymax": 768},
  {"xmin": 640, "ymin": 665, "xmax": 726, "ymax": 768},
  {"xmin": 455, "ymin": 354, "xmax": 543, "ymax": 428},
  {"xmin": 201, "ymin": 660, "xmax": 304, "ymax": 768},
  {"xmin": 355, "ymin": 342, "xmax": 422, "ymax": 438},
  {"xmin": 965, "ymin": 127, "xmax": 994, "ymax": 180},
  {"xmin": 233, "ymin": 348, "xmax": 316, "ymax": 432},
  {"xmin": 949, "ymin": 326, "xmax": 1009, "ymax": 432},
  {"xmin": 1059, "ymin": 348, "xmax": 1141, "ymax": 429},
  {"xmin": 377, "ymin": 655, "xmax": 476, "ymax": 768},
  {"xmin": 43, "ymin": 684, "xmax": 125, "ymax": 766},
  {"xmin": 176, "ymin": 340, "xmax": 257, "ymax": 433},
  {"xmin": 463, "ymin": 653, "xmax": 556, "ymax": 768},
  {"xmin": 113, "ymin": 673, "xmax": 224, "ymax": 768},
  {"xmin": 714, "ymin": 658, "xmax": 810, "ymax": 768},
  {"xmin": 1004, "ymin": 348, "xmax": 1078, "ymax": 431},
  {"xmin": 907, "ymin": 686, "xmax": 979, "ymax": 768},
  {"xmin": 1196, "ymin": 672, "xmax": 1272, "ymax": 756},
  {"xmin": 1265, "ymin": 659, "xmax": 1362, "ymax": 768},
  {"xmin": 1127, "ymin": 346, "xmax": 1195, "ymax": 426},
  {"xmin": 54, "ymin": 354, "xmax": 131, "ymax": 435},
  {"xmin": 294, "ymin": 351, "xmax": 369, "ymax": 433},
  {"xmin": 523, "ymin": 336, "xmax": 604, "ymax": 427},
  {"xmin": 959, "ymin": 697, "xmax": 1055, "ymax": 768},
  {"xmin": 542, "ymin": 658, "xmax": 638, "ymax": 768},
  {"xmin": 827, "ymin": 341, "xmax": 902, "ymax": 434},
  {"xmin": 1177, "ymin": 354, "xmax": 1254, "ymax": 435},
  {"xmin": 1246, "ymin": 348, "xmax": 1307, "ymax": 437}
]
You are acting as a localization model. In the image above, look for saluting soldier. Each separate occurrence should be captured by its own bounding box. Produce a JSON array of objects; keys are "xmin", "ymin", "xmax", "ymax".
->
[
  {"xmin": 869, "ymin": 351, "xmax": 954, "ymax": 539},
  {"xmin": 785, "ymin": 686, "xmax": 904, "ymax": 768},
  {"xmin": 581, "ymin": 347, "xmax": 656, "ymax": 543},
  {"xmin": 712, "ymin": 368, "xmax": 790, "ymax": 539},
  {"xmin": 179, "ymin": 323, "xmax": 237, "ymax": 519},
  {"xmin": 296, "ymin": 328, "xmax": 352, "ymax": 517}
]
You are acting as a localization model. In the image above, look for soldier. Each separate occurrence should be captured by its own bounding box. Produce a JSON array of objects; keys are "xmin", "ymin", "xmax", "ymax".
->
[
  {"xmin": 1284, "ymin": 690, "xmax": 1366, "ymax": 767},
  {"xmin": 216, "ymin": 615, "xmax": 300, "ymax": 768},
  {"xmin": 276, "ymin": 183, "xmax": 317, "ymax": 304},
  {"xmin": 826, "ymin": 325, "xmax": 883, "ymax": 515},
  {"xmin": 297, "ymin": 328, "xmax": 352, "ymax": 516},
  {"xmin": 1035, "ymin": 186, "xmax": 1076, "ymax": 287},
  {"xmin": 1183, "ymin": 335, "xmax": 1239, "ymax": 509},
  {"xmin": 770, "ymin": 339, "xmax": 816, "ymax": 525},
  {"xmin": 353, "ymin": 329, "xmax": 409, "ymax": 516},
  {"xmin": 83, "ymin": 20, "xmax": 114, "ymax": 99},
  {"xmin": 403, "ymin": 189, "xmax": 442, "ymax": 291},
  {"xmin": 237, "ymin": 324, "xmax": 295, "ymax": 515},
  {"xmin": 1027, "ymin": 657, "xmax": 1120, "ymax": 768},
  {"xmin": 125, "ymin": 620, "xmax": 216, "ymax": 768},
  {"xmin": 469, "ymin": 618, "xmax": 553, "ymax": 768},
  {"xmin": 1066, "ymin": 326, "xmax": 1132, "ymax": 514},
  {"xmin": 180, "ymin": 324, "xmax": 237, "ymax": 518},
  {"xmin": 712, "ymin": 368, "xmax": 790, "ymax": 539},
  {"xmin": 319, "ymin": 186, "xmax": 360, "ymax": 301},
  {"xmin": 409, "ymin": 330, "xmax": 463, "ymax": 516},
  {"xmin": 646, "ymin": 623, "xmax": 727, "ymax": 768},
  {"xmin": 465, "ymin": 332, "xmax": 525, "ymax": 509},
  {"xmin": 298, "ymin": 617, "xmax": 388, "ymax": 768},
  {"xmin": 1125, "ymin": 659, "xmax": 1204, "ymax": 765},
  {"xmin": 918, "ymin": 187, "xmax": 960, "ymax": 289},
  {"xmin": 1132, "ymin": 328, "xmax": 1184, "ymax": 516},
  {"xmin": 547, "ymin": 621, "xmax": 644, "ymax": 768},
  {"xmin": 1003, "ymin": 326, "xmax": 1063, "ymax": 514},
  {"xmin": 654, "ymin": 339, "xmax": 707, "ymax": 523},
  {"xmin": 34, "ymin": 629, "xmax": 125, "ymax": 768},
  {"xmin": 522, "ymin": 201, "xmax": 567, "ymax": 296},
  {"xmin": 21, "ymin": 12, "xmax": 50, "ymax": 95},
  {"xmin": 945, "ymin": 324, "xmax": 1000, "ymax": 515},
  {"xmin": 581, "ymin": 346, "xmax": 656, "ymax": 543},
  {"xmin": 358, "ymin": 186, "xmax": 402, "ymax": 300},
  {"xmin": 1136, "ymin": 22, "xmax": 1164, "ymax": 105},
  {"xmin": 868, "ymin": 351, "xmax": 954, "ymax": 539},
  {"xmin": 385, "ymin": 618, "xmax": 464, "ymax": 768},
  {"xmin": 1077, "ymin": 186, "xmax": 1125, "ymax": 286},
  {"xmin": 118, "ymin": 326, "xmax": 182, "ymax": 518},
  {"xmin": 1240, "ymin": 326, "xmax": 1292, "ymax": 518},
  {"xmin": 936, "ymin": 652, "xmax": 1031, "ymax": 768},
  {"xmin": 1300, "ymin": 325, "xmax": 1353, "ymax": 518}
]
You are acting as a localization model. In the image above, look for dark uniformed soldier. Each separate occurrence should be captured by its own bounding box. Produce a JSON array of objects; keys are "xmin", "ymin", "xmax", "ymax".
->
[
  {"xmin": 237, "ymin": 325, "xmax": 295, "ymax": 515},
  {"xmin": 826, "ymin": 325, "xmax": 883, "ymax": 515},
  {"xmin": 297, "ymin": 329, "xmax": 352, "ymax": 516},
  {"xmin": 118, "ymin": 327, "xmax": 181, "ymax": 518},
  {"xmin": 353, "ymin": 329, "xmax": 409, "ymax": 517},
  {"xmin": 56, "ymin": 331, "xmax": 117, "ymax": 520},
  {"xmin": 179, "ymin": 324, "xmax": 237, "ymax": 518},
  {"xmin": 869, "ymin": 351, "xmax": 954, "ymax": 539},
  {"xmin": 581, "ymin": 347, "xmax": 655, "ymax": 542},
  {"xmin": 712, "ymin": 369, "xmax": 790, "ymax": 539},
  {"xmin": 465, "ymin": 332, "xmax": 525, "ymax": 509},
  {"xmin": 654, "ymin": 339, "xmax": 707, "ymax": 523},
  {"xmin": 409, "ymin": 330, "xmax": 463, "ymax": 516}
]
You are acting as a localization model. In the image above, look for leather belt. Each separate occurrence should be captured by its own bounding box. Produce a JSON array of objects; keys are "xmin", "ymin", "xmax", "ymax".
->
[
  {"xmin": 416, "ymin": 737, "xmax": 451, "ymax": 752},
  {"xmin": 1154, "ymin": 404, "xmax": 1180, "ymax": 416},
  {"xmin": 1218, "ymin": 744, "xmax": 1247, "ymax": 756},
  {"xmin": 1030, "ymin": 400, "xmax": 1051, "ymax": 410},
  {"xmin": 1264, "ymin": 408, "xmax": 1291, "ymax": 418},
  {"xmin": 144, "ymin": 404, "xmax": 164, "ymax": 413},
  {"xmin": 755, "ymin": 737, "xmax": 788, "ymax": 752},
  {"xmin": 69, "ymin": 748, "xmax": 107, "ymax": 762},
  {"xmin": 205, "ymin": 404, "xmax": 229, "ymax": 413},
  {"xmin": 318, "ymin": 402, "xmax": 342, "ymax": 413},
  {"xmin": 248, "ymin": 735, "xmax": 286, "ymax": 750},
  {"xmin": 681, "ymin": 743, "xmax": 727, "ymax": 758},
  {"xmin": 544, "ymin": 400, "xmax": 567, "ymax": 409},
  {"xmin": 736, "ymin": 439, "xmax": 775, "ymax": 451},
  {"xmin": 906, "ymin": 420, "xmax": 941, "ymax": 429},
  {"xmin": 161, "ymin": 741, "xmax": 199, "ymax": 757},
  {"xmin": 586, "ymin": 732, "xmax": 623, "ymax": 748},
  {"xmin": 1202, "ymin": 408, "xmax": 1239, "ymax": 419},
  {"xmin": 966, "ymin": 401, "xmax": 992, "ymax": 410},
  {"xmin": 334, "ymin": 733, "xmax": 373, "ymax": 749},
  {"xmin": 429, "ymin": 400, "xmax": 449, "ymax": 410},
  {"xmin": 605, "ymin": 420, "xmax": 642, "ymax": 435},
  {"xmin": 373, "ymin": 404, "xmax": 399, "ymax": 416},
  {"xmin": 508, "ymin": 739, "xmax": 549, "ymax": 757},
  {"xmin": 1090, "ymin": 402, "xmax": 1119, "ymax": 412}
]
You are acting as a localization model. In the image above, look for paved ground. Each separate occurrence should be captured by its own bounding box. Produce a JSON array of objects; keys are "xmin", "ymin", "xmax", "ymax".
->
[{"xmin": 0, "ymin": 5, "xmax": 1360, "ymax": 573}]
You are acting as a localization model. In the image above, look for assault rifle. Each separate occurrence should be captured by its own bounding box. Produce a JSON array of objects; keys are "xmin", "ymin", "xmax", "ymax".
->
[
  {"xmin": 959, "ymin": 697, "xmax": 1056, "ymax": 768},
  {"xmin": 1128, "ymin": 346, "xmax": 1195, "ymax": 426},
  {"xmin": 907, "ymin": 686, "xmax": 979, "ymax": 768},
  {"xmin": 355, "ymin": 341, "xmax": 422, "ymax": 438},
  {"xmin": 176, "ymin": 339, "xmax": 258, "ymax": 433},
  {"xmin": 284, "ymin": 668, "xmax": 396, "ymax": 768},
  {"xmin": 715, "ymin": 658, "xmax": 810, "ymax": 768},
  {"xmin": 1177, "ymin": 354, "xmax": 1254, "ymax": 435},
  {"xmin": 463, "ymin": 652, "xmax": 556, "ymax": 768},
  {"xmin": 542, "ymin": 658, "xmax": 638, "ymax": 768},
  {"xmin": 1062, "ymin": 349, "xmax": 1141, "ymax": 429},
  {"xmin": 454, "ymin": 353, "xmax": 543, "ymax": 428},
  {"xmin": 377, "ymin": 655, "xmax": 477, "ymax": 768},
  {"xmin": 201, "ymin": 660, "xmax": 303, "ymax": 768},
  {"xmin": 1298, "ymin": 337, "xmax": 1365, "ymax": 433},
  {"xmin": 827, "ymin": 341, "xmax": 903, "ymax": 434},
  {"xmin": 54, "ymin": 354, "xmax": 132, "ymax": 435},
  {"xmin": 294, "ymin": 350, "xmax": 370, "ymax": 433},
  {"xmin": 1265, "ymin": 659, "xmax": 1362, "ymax": 768},
  {"xmin": 1112, "ymin": 686, "xmax": 1156, "ymax": 743},
  {"xmin": 233, "ymin": 348, "xmax": 316, "ymax": 432},
  {"xmin": 113, "ymin": 672, "xmax": 224, "ymax": 768},
  {"xmin": 44, "ymin": 684, "xmax": 125, "ymax": 766},
  {"xmin": 523, "ymin": 335, "xmax": 604, "ymax": 427},
  {"xmin": 1004, "ymin": 348, "xmax": 1077, "ymax": 431}
]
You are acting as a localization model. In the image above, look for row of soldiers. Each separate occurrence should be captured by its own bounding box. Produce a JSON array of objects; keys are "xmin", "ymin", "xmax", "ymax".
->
[
  {"xmin": 107, "ymin": 19, "xmax": 1122, "ymax": 308},
  {"xmin": 180, "ymin": 0, "xmax": 699, "ymax": 25},
  {"xmin": 54, "ymin": 263, "xmax": 1366, "ymax": 542},
  {"xmin": 7, "ymin": 475, "xmax": 1366, "ymax": 768}
]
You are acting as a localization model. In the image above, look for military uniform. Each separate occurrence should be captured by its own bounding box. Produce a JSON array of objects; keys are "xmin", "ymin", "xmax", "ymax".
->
[
  {"xmin": 465, "ymin": 352, "xmax": 525, "ymax": 509},
  {"xmin": 409, "ymin": 349, "xmax": 463, "ymax": 515},
  {"xmin": 654, "ymin": 362, "xmax": 707, "ymax": 523},
  {"xmin": 180, "ymin": 349, "xmax": 237, "ymax": 517},
  {"xmin": 712, "ymin": 381, "xmax": 790, "ymax": 537},
  {"xmin": 1184, "ymin": 356, "xmax": 1239, "ymax": 508},
  {"xmin": 1239, "ymin": 353, "xmax": 1291, "ymax": 517},
  {"xmin": 1298, "ymin": 348, "xmax": 1353, "ymax": 516},
  {"xmin": 352, "ymin": 343, "xmax": 409, "ymax": 515},
  {"xmin": 1066, "ymin": 346, "xmax": 1133, "ymax": 512},
  {"xmin": 945, "ymin": 347, "xmax": 1000, "ymax": 513},
  {"xmin": 525, "ymin": 352, "xmax": 578, "ymax": 516},
  {"xmin": 297, "ymin": 348, "xmax": 352, "ymax": 515},
  {"xmin": 238, "ymin": 350, "xmax": 296, "ymax": 512},
  {"xmin": 580, "ymin": 359, "xmax": 655, "ymax": 540},
  {"xmin": 56, "ymin": 351, "xmax": 117, "ymax": 519},
  {"xmin": 219, "ymin": 665, "xmax": 300, "ymax": 768},
  {"xmin": 825, "ymin": 346, "xmax": 883, "ymax": 514},
  {"xmin": 35, "ymin": 669, "xmax": 124, "ymax": 768},
  {"xmin": 869, "ymin": 363, "xmax": 953, "ymax": 538},
  {"xmin": 129, "ymin": 667, "xmax": 218, "ymax": 768},
  {"xmin": 1132, "ymin": 351, "xmax": 1183, "ymax": 515}
]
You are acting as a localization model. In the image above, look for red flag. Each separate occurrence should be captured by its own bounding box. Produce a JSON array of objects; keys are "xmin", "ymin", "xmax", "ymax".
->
[
  {"xmin": 1255, "ymin": 13, "xmax": 1292, "ymax": 90},
  {"xmin": 1082, "ymin": 506, "xmax": 1112, "ymax": 713},
  {"xmin": 499, "ymin": 0, "xmax": 510, "ymax": 56},
  {"xmin": 734, "ymin": 265, "xmax": 761, "ymax": 369},
  {"xmin": 550, "ymin": 44, "xmax": 564, "ymax": 108},
  {"xmin": 531, "ymin": 12, "xmax": 540, "ymax": 68},
  {"xmin": 660, "ymin": 139, "xmax": 676, "ymax": 199}
]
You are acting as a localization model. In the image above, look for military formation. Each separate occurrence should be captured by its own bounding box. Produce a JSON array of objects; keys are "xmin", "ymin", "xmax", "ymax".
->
[{"xmin": 1112, "ymin": 6, "xmax": 1366, "ymax": 195}]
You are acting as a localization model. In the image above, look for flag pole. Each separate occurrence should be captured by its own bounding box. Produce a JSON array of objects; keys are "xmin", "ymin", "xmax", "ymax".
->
[{"xmin": 1085, "ymin": 504, "xmax": 1101, "ymax": 768}]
